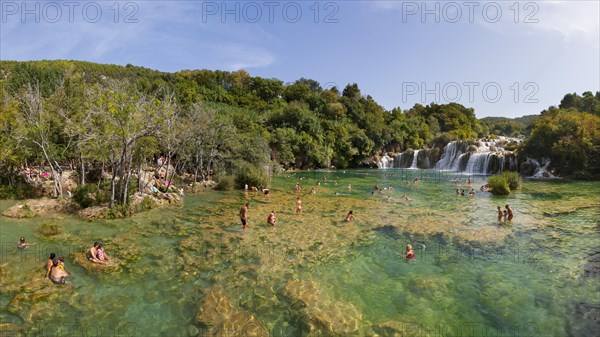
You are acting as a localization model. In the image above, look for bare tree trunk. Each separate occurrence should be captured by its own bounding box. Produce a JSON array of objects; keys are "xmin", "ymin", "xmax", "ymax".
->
[
  {"xmin": 138, "ymin": 163, "xmax": 143, "ymax": 195},
  {"xmin": 123, "ymin": 164, "xmax": 131, "ymax": 205},
  {"xmin": 80, "ymin": 153, "xmax": 85, "ymax": 186},
  {"xmin": 109, "ymin": 163, "xmax": 117, "ymax": 208}
]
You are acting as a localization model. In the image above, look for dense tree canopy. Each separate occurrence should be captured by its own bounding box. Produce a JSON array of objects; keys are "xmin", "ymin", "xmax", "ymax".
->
[{"xmin": 1, "ymin": 60, "xmax": 597, "ymax": 203}]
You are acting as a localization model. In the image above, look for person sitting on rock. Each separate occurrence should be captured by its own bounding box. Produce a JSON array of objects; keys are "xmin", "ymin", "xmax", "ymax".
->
[
  {"xmin": 57, "ymin": 256, "xmax": 67, "ymax": 272},
  {"xmin": 49, "ymin": 258, "xmax": 69, "ymax": 284},
  {"xmin": 87, "ymin": 242, "xmax": 102, "ymax": 263},
  {"xmin": 97, "ymin": 244, "xmax": 110, "ymax": 263},
  {"xmin": 46, "ymin": 253, "xmax": 56, "ymax": 278}
]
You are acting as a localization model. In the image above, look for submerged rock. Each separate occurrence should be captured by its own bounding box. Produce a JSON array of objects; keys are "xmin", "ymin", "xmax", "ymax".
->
[
  {"xmin": 71, "ymin": 253, "xmax": 123, "ymax": 273},
  {"xmin": 195, "ymin": 285, "xmax": 268, "ymax": 337},
  {"xmin": 583, "ymin": 253, "xmax": 600, "ymax": 278},
  {"xmin": 280, "ymin": 279, "xmax": 361, "ymax": 335},
  {"xmin": 0, "ymin": 323, "xmax": 22, "ymax": 337},
  {"xmin": 372, "ymin": 320, "xmax": 423, "ymax": 337},
  {"xmin": 569, "ymin": 303, "xmax": 600, "ymax": 337}
]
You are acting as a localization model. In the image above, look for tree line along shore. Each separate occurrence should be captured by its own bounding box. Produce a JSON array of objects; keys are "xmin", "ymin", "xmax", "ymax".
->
[{"xmin": 1, "ymin": 60, "xmax": 599, "ymax": 208}]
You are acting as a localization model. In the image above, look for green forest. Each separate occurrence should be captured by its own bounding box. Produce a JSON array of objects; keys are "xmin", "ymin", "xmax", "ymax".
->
[{"xmin": 1, "ymin": 60, "xmax": 599, "ymax": 204}]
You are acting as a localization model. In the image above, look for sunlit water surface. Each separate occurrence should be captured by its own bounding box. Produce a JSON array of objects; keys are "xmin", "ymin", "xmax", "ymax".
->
[{"xmin": 1, "ymin": 169, "xmax": 598, "ymax": 336}]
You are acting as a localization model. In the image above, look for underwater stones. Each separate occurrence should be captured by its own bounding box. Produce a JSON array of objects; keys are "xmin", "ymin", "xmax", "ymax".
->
[
  {"xmin": 372, "ymin": 320, "xmax": 422, "ymax": 337},
  {"xmin": 187, "ymin": 324, "xmax": 199, "ymax": 337},
  {"xmin": 569, "ymin": 303, "xmax": 600, "ymax": 337},
  {"xmin": 583, "ymin": 253, "xmax": 600, "ymax": 277},
  {"xmin": 71, "ymin": 253, "xmax": 122, "ymax": 273},
  {"xmin": 0, "ymin": 323, "xmax": 22, "ymax": 337},
  {"xmin": 195, "ymin": 286, "xmax": 268, "ymax": 337},
  {"xmin": 280, "ymin": 279, "xmax": 361, "ymax": 335}
]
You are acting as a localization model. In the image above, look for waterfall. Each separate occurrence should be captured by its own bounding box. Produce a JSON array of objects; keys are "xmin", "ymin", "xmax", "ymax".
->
[
  {"xmin": 379, "ymin": 154, "xmax": 392, "ymax": 169},
  {"xmin": 409, "ymin": 150, "xmax": 420, "ymax": 169},
  {"xmin": 434, "ymin": 141, "xmax": 469, "ymax": 170},
  {"xmin": 525, "ymin": 158, "xmax": 558, "ymax": 179},
  {"xmin": 379, "ymin": 137, "xmax": 523, "ymax": 174}
]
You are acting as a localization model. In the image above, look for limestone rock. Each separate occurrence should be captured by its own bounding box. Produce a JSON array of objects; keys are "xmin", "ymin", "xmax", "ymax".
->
[
  {"xmin": 77, "ymin": 205, "xmax": 108, "ymax": 219},
  {"xmin": 280, "ymin": 279, "xmax": 361, "ymax": 335},
  {"xmin": 71, "ymin": 252, "xmax": 123, "ymax": 274},
  {"xmin": 2, "ymin": 198, "xmax": 59, "ymax": 218},
  {"xmin": 0, "ymin": 323, "xmax": 22, "ymax": 337},
  {"xmin": 195, "ymin": 286, "xmax": 268, "ymax": 337}
]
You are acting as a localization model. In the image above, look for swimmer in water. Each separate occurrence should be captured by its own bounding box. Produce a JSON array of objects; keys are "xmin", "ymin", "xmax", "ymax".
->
[
  {"xmin": 405, "ymin": 244, "xmax": 415, "ymax": 262},
  {"xmin": 345, "ymin": 210, "xmax": 355, "ymax": 221},
  {"xmin": 17, "ymin": 237, "xmax": 34, "ymax": 249}
]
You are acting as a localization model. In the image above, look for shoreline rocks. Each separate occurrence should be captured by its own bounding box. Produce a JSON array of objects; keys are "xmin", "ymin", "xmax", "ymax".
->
[{"xmin": 2, "ymin": 198, "xmax": 76, "ymax": 218}]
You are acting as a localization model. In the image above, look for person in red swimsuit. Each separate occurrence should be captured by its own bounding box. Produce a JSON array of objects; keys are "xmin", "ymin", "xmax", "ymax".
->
[{"xmin": 405, "ymin": 244, "xmax": 415, "ymax": 262}]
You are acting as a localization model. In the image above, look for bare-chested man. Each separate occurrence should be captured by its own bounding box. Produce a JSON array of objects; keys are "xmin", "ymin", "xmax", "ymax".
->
[
  {"xmin": 240, "ymin": 203, "xmax": 249, "ymax": 232},
  {"xmin": 87, "ymin": 242, "xmax": 102, "ymax": 264},
  {"xmin": 296, "ymin": 197, "xmax": 302, "ymax": 215}
]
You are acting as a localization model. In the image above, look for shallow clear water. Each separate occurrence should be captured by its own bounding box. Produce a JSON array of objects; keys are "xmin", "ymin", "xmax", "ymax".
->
[{"xmin": 0, "ymin": 169, "xmax": 598, "ymax": 336}]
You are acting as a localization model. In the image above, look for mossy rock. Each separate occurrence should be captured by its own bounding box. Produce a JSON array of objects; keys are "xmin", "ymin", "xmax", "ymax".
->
[{"xmin": 71, "ymin": 252, "xmax": 124, "ymax": 274}]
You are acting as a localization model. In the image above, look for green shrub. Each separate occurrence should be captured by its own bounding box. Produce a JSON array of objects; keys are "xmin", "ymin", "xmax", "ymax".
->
[
  {"xmin": 488, "ymin": 175, "xmax": 510, "ymax": 195},
  {"xmin": 235, "ymin": 164, "xmax": 269, "ymax": 189},
  {"xmin": 107, "ymin": 204, "xmax": 129, "ymax": 219},
  {"xmin": 140, "ymin": 196, "xmax": 157, "ymax": 210},
  {"xmin": 502, "ymin": 171, "xmax": 522, "ymax": 190},
  {"xmin": 38, "ymin": 222, "xmax": 62, "ymax": 236},
  {"xmin": 215, "ymin": 175, "xmax": 236, "ymax": 191},
  {"xmin": 0, "ymin": 184, "xmax": 40, "ymax": 200},
  {"xmin": 73, "ymin": 184, "xmax": 103, "ymax": 208}
]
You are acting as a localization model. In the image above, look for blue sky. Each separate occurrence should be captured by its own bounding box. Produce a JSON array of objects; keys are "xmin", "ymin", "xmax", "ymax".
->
[{"xmin": 1, "ymin": 0, "xmax": 598, "ymax": 118}]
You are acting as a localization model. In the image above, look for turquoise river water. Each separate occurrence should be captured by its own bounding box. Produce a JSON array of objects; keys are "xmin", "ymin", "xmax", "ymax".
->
[{"xmin": 0, "ymin": 169, "xmax": 598, "ymax": 336}]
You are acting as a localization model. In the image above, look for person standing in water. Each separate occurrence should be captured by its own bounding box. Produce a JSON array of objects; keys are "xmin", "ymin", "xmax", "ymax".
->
[
  {"xmin": 296, "ymin": 197, "xmax": 302, "ymax": 215},
  {"xmin": 505, "ymin": 204, "xmax": 513, "ymax": 222},
  {"xmin": 345, "ymin": 210, "xmax": 355, "ymax": 221},
  {"xmin": 267, "ymin": 211, "xmax": 276, "ymax": 227},
  {"xmin": 405, "ymin": 244, "xmax": 415, "ymax": 262},
  {"xmin": 497, "ymin": 206, "xmax": 504, "ymax": 223},
  {"xmin": 240, "ymin": 203, "xmax": 249, "ymax": 232}
]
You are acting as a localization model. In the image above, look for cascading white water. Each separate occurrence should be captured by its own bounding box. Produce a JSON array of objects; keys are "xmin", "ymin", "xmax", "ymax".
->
[
  {"xmin": 409, "ymin": 150, "xmax": 420, "ymax": 169},
  {"xmin": 379, "ymin": 137, "xmax": 522, "ymax": 174},
  {"xmin": 526, "ymin": 158, "xmax": 558, "ymax": 179},
  {"xmin": 379, "ymin": 154, "xmax": 392, "ymax": 169},
  {"xmin": 434, "ymin": 141, "xmax": 467, "ymax": 170}
]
